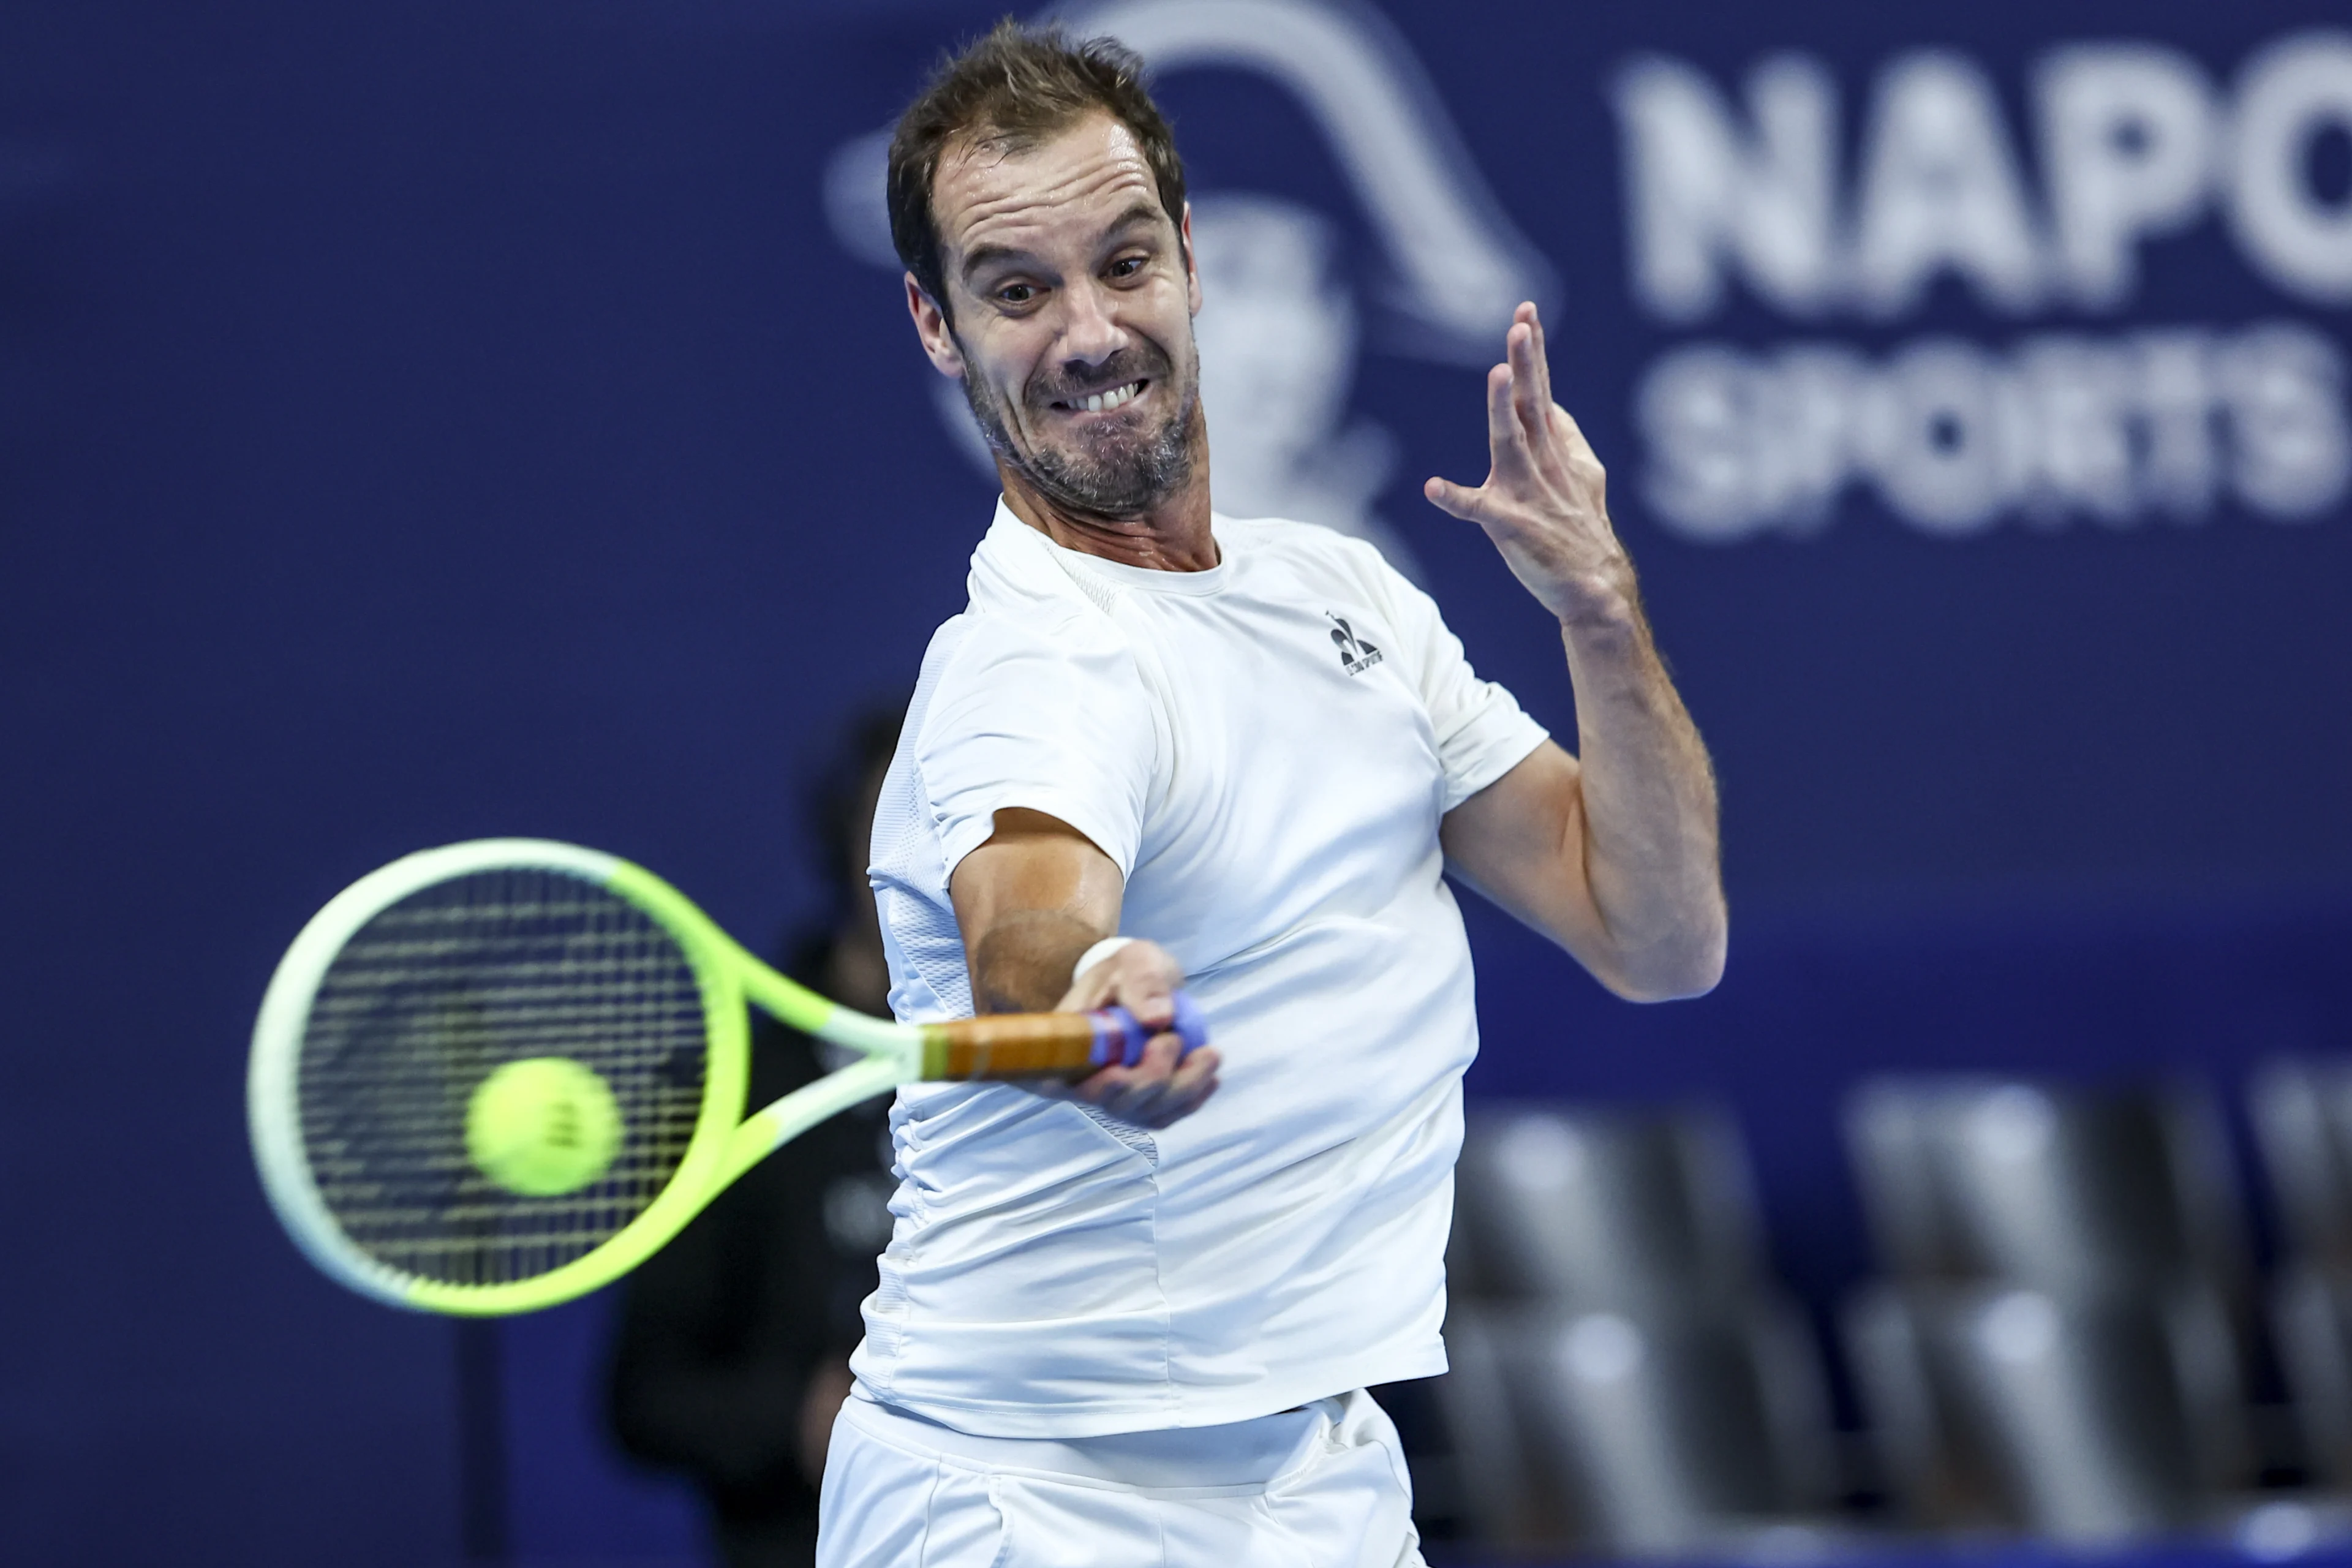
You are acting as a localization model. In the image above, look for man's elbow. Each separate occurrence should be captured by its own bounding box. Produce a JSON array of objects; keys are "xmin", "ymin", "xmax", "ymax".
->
[{"xmin": 1594, "ymin": 904, "xmax": 1727, "ymax": 1003}]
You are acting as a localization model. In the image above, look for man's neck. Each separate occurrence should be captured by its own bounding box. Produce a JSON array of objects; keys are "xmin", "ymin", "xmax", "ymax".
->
[{"xmin": 997, "ymin": 461, "xmax": 1220, "ymax": 573}]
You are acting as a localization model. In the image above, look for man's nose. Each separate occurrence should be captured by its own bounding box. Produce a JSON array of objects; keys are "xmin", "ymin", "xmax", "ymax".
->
[{"xmin": 1057, "ymin": 277, "xmax": 1128, "ymax": 367}]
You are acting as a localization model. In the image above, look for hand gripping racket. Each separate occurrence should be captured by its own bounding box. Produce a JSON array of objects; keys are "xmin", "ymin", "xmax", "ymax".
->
[{"xmin": 247, "ymin": 838, "xmax": 1206, "ymax": 1316}]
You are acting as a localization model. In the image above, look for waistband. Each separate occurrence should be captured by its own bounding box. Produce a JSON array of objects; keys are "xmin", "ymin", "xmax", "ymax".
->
[{"xmin": 842, "ymin": 1382, "xmax": 1350, "ymax": 1490}]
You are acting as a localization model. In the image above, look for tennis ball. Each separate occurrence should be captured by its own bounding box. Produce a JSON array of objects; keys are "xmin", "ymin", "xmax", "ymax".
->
[{"xmin": 466, "ymin": 1057, "xmax": 622, "ymax": 1197}]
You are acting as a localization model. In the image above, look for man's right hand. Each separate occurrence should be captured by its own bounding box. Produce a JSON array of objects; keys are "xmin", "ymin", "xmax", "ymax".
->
[
  {"xmin": 949, "ymin": 807, "xmax": 1220, "ymax": 1129},
  {"xmin": 1047, "ymin": 938, "xmax": 1219, "ymax": 1128}
]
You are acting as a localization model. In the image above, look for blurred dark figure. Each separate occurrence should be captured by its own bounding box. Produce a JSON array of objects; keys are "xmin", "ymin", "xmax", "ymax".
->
[{"xmin": 608, "ymin": 704, "xmax": 906, "ymax": 1568}]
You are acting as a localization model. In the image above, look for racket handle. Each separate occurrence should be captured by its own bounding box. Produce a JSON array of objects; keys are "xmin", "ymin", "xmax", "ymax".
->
[{"xmin": 922, "ymin": 992, "xmax": 1209, "ymax": 1080}]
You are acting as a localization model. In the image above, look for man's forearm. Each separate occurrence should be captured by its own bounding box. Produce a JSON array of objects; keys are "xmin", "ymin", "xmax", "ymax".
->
[
  {"xmin": 970, "ymin": 907, "xmax": 1102, "ymax": 1013},
  {"xmin": 1559, "ymin": 586, "xmax": 1725, "ymax": 998},
  {"xmin": 948, "ymin": 816, "xmax": 1219, "ymax": 1126},
  {"xmin": 951, "ymin": 808, "xmax": 1126, "ymax": 1014},
  {"xmin": 1420, "ymin": 301, "xmax": 1721, "ymax": 1000}
]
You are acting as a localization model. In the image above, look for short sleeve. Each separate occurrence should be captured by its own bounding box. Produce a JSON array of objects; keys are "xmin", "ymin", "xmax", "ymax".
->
[
  {"xmin": 916, "ymin": 604, "xmax": 1156, "ymax": 881},
  {"xmin": 1371, "ymin": 556, "xmax": 1549, "ymax": 813}
]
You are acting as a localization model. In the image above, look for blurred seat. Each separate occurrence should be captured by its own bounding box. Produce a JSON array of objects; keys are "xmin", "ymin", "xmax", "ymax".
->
[
  {"xmin": 2253, "ymin": 1060, "xmax": 2352, "ymax": 1485},
  {"xmin": 1847, "ymin": 1280, "xmax": 2245, "ymax": 1543},
  {"xmin": 1842, "ymin": 1077, "xmax": 2255, "ymax": 1543},
  {"xmin": 1451, "ymin": 1104, "xmax": 1760, "ymax": 1309},
  {"xmin": 1441, "ymin": 1103, "xmax": 1839, "ymax": 1556},
  {"xmin": 2269, "ymin": 1264, "xmax": 2352, "ymax": 1487},
  {"xmin": 1847, "ymin": 1077, "xmax": 2245, "ymax": 1296},
  {"xmin": 2254, "ymin": 1059, "xmax": 2352, "ymax": 1270}
]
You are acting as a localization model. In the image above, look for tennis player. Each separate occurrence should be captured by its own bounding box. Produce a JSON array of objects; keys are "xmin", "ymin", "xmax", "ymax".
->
[{"xmin": 825, "ymin": 21, "xmax": 1725, "ymax": 1566}]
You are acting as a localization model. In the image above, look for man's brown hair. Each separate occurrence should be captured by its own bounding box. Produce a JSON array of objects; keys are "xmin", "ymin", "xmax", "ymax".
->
[{"xmin": 887, "ymin": 18, "xmax": 1187, "ymax": 327}]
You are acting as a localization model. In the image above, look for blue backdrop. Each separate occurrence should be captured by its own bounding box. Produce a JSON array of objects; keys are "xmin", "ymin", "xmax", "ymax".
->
[{"xmin": 5, "ymin": 0, "xmax": 2349, "ymax": 1560}]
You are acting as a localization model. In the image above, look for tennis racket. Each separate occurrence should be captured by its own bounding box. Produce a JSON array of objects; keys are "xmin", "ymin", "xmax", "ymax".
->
[{"xmin": 248, "ymin": 837, "xmax": 1205, "ymax": 1316}]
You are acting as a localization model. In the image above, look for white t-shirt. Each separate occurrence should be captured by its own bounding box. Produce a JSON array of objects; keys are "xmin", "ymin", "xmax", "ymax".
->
[{"xmin": 856, "ymin": 502, "xmax": 1548, "ymax": 1438}]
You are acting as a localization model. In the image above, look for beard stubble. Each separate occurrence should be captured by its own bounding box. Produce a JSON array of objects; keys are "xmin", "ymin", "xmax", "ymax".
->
[{"xmin": 957, "ymin": 337, "xmax": 1201, "ymax": 519}]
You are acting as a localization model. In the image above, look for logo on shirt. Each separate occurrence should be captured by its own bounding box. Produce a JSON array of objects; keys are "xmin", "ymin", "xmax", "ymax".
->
[{"xmin": 1327, "ymin": 614, "xmax": 1384, "ymax": 676}]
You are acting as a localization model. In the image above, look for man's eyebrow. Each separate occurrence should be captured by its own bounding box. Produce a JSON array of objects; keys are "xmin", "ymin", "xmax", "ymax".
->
[
  {"xmin": 959, "ymin": 241, "xmax": 1028, "ymax": 281},
  {"xmin": 956, "ymin": 203, "xmax": 1169, "ymax": 283}
]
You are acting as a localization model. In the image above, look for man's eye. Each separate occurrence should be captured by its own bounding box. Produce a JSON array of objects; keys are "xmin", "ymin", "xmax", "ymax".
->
[
  {"xmin": 997, "ymin": 283, "xmax": 1036, "ymax": 305},
  {"xmin": 1107, "ymin": 257, "xmax": 1145, "ymax": 279}
]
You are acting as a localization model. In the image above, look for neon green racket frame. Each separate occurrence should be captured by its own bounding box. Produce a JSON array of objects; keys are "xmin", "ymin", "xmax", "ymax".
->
[{"xmin": 248, "ymin": 839, "xmax": 1104, "ymax": 1316}]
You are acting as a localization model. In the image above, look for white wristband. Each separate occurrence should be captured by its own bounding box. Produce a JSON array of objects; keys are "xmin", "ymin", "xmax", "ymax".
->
[{"xmin": 1072, "ymin": 937, "xmax": 1137, "ymax": 985}]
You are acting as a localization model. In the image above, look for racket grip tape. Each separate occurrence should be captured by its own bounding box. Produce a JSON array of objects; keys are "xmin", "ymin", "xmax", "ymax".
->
[{"xmin": 922, "ymin": 992, "xmax": 1208, "ymax": 1080}]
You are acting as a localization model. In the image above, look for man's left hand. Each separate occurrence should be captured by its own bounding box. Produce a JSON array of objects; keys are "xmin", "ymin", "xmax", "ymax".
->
[{"xmin": 1423, "ymin": 302, "xmax": 1633, "ymax": 628}]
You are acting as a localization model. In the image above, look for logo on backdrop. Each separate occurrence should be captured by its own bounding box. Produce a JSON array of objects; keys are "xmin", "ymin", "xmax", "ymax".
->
[
  {"xmin": 1617, "ymin": 32, "xmax": 2352, "ymax": 543},
  {"xmin": 821, "ymin": 0, "xmax": 1555, "ymax": 579}
]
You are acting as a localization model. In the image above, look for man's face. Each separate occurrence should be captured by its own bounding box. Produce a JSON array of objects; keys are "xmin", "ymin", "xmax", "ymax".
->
[{"xmin": 914, "ymin": 112, "xmax": 1204, "ymax": 518}]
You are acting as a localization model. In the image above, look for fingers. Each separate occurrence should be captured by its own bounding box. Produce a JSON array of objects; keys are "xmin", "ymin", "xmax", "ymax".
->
[
  {"xmin": 1068, "ymin": 1037, "xmax": 1221, "ymax": 1128},
  {"xmin": 1507, "ymin": 322, "xmax": 1547, "ymax": 443},
  {"xmin": 1035, "ymin": 937, "xmax": 1216, "ymax": 1128},
  {"xmin": 1055, "ymin": 940, "xmax": 1181, "ymax": 1027},
  {"xmin": 1518, "ymin": 301, "xmax": 1553, "ymax": 412},
  {"xmin": 1058, "ymin": 961, "xmax": 1118, "ymax": 1013},
  {"xmin": 1155, "ymin": 1041, "xmax": 1220, "ymax": 1124},
  {"xmin": 1423, "ymin": 474, "xmax": 1488, "ymax": 521},
  {"xmin": 1101, "ymin": 962, "xmax": 1175, "ymax": 1035},
  {"xmin": 1509, "ymin": 319, "xmax": 1571, "ymax": 493},
  {"xmin": 1425, "ymin": 302, "xmax": 1574, "ymax": 527},
  {"xmin": 1512, "ymin": 309, "xmax": 1586, "ymax": 501},
  {"xmin": 1485, "ymin": 360, "xmax": 1535, "ymax": 487},
  {"xmin": 1424, "ymin": 369, "xmax": 1530, "ymax": 526}
]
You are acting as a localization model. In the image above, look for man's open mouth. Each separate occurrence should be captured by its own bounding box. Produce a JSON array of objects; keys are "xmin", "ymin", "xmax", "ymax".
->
[{"xmin": 1054, "ymin": 379, "xmax": 1147, "ymax": 414}]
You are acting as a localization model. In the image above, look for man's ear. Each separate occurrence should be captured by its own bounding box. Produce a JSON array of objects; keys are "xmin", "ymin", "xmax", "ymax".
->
[
  {"xmin": 1180, "ymin": 202, "xmax": 1202, "ymax": 317},
  {"xmin": 905, "ymin": 273, "xmax": 966, "ymax": 378}
]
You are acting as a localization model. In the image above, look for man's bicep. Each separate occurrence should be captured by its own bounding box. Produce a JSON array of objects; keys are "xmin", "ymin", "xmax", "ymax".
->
[
  {"xmin": 1439, "ymin": 740, "xmax": 1613, "ymax": 968},
  {"xmin": 948, "ymin": 809, "xmax": 1126, "ymax": 1014}
]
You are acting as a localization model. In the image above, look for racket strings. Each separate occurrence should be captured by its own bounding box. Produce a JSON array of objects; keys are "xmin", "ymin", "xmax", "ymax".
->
[{"xmin": 298, "ymin": 869, "xmax": 710, "ymax": 1287}]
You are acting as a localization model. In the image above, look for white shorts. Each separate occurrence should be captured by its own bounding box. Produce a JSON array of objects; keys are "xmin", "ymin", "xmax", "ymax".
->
[{"xmin": 815, "ymin": 1385, "xmax": 1425, "ymax": 1568}]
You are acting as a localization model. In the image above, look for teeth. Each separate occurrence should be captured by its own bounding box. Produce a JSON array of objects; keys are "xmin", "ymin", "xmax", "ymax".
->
[{"xmin": 1078, "ymin": 381, "xmax": 1142, "ymax": 413}]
